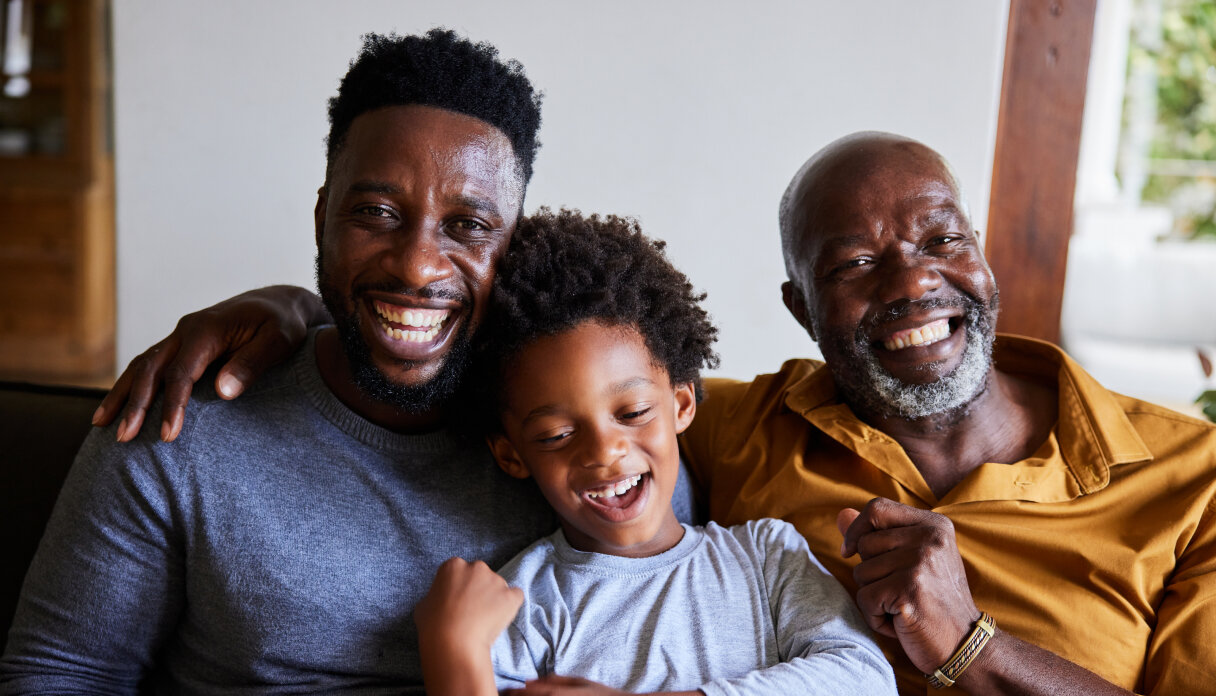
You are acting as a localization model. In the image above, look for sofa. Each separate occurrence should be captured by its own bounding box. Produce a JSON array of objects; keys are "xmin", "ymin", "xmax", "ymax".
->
[{"xmin": 0, "ymin": 381, "xmax": 107, "ymax": 653}]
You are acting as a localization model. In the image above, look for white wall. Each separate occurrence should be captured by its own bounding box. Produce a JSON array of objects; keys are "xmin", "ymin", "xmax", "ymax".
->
[{"xmin": 112, "ymin": 1, "xmax": 1009, "ymax": 380}]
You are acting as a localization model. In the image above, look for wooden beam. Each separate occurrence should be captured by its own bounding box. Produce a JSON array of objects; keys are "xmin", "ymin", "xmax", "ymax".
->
[{"xmin": 985, "ymin": 0, "xmax": 1097, "ymax": 344}]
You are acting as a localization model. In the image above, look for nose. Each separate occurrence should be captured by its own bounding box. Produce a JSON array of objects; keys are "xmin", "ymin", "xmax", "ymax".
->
[
  {"xmin": 379, "ymin": 223, "xmax": 455, "ymax": 289},
  {"xmin": 875, "ymin": 251, "xmax": 943, "ymax": 306},
  {"xmin": 579, "ymin": 423, "xmax": 629, "ymax": 469}
]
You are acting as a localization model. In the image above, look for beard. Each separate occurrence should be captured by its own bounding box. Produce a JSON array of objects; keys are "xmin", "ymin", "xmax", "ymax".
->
[
  {"xmin": 817, "ymin": 292, "xmax": 999, "ymax": 421},
  {"xmin": 315, "ymin": 253, "xmax": 472, "ymax": 415}
]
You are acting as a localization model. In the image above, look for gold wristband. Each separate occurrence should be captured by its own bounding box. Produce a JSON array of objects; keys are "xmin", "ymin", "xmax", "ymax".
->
[{"xmin": 926, "ymin": 611, "xmax": 996, "ymax": 689}]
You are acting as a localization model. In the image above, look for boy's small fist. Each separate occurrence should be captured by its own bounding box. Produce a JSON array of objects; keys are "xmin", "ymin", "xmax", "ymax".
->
[{"xmin": 415, "ymin": 557, "xmax": 524, "ymax": 649}]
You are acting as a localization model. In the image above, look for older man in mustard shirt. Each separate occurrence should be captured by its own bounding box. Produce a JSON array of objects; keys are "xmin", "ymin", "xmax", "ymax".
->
[{"xmin": 682, "ymin": 132, "xmax": 1216, "ymax": 695}]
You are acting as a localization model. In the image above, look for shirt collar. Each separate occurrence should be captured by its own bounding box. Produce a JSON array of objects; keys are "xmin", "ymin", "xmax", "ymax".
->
[{"xmin": 781, "ymin": 335, "xmax": 1153, "ymax": 504}]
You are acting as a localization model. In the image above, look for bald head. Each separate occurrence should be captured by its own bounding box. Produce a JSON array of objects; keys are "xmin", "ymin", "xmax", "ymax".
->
[
  {"xmin": 779, "ymin": 132, "xmax": 969, "ymax": 282},
  {"xmin": 776, "ymin": 131, "xmax": 999, "ymax": 420}
]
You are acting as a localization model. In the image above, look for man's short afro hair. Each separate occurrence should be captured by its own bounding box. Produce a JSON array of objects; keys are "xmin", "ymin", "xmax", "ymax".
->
[
  {"xmin": 325, "ymin": 28, "xmax": 542, "ymax": 184},
  {"xmin": 478, "ymin": 208, "xmax": 719, "ymax": 415}
]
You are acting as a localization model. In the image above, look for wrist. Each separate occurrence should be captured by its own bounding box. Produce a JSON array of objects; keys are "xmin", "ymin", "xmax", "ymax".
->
[
  {"xmin": 926, "ymin": 610, "xmax": 996, "ymax": 689},
  {"xmin": 418, "ymin": 633, "xmax": 496, "ymax": 696}
]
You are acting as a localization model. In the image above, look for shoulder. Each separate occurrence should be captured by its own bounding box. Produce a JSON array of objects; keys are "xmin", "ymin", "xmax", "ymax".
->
[
  {"xmin": 702, "ymin": 518, "xmax": 813, "ymax": 560},
  {"xmin": 685, "ymin": 359, "xmax": 826, "ymax": 461},
  {"xmin": 700, "ymin": 359, "xmax": 825, "ymax": 415},
  {"xmin": 175, "ymin": 347, "xmax": 313, "ymax": 444},
  {"xmin": 77, "ymin": 346, "xmax": 312, "ymax": 485},
  {"xmin": 495, "ymin": 532, "xmax": 562, "ymax": 589},
  {"xmin": 1118, "ymin": 392, "xmax": 1216, "ymax": 443},
  {"xmin": 1114, "ymin": 392, "xmax": 1216, "ymax": 493}
]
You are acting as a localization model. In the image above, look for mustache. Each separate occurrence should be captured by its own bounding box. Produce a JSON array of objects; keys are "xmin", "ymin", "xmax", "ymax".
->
[
  {"xmin": 352, "ymin": 281, "xmax": 466, "ymax": 304},
  {"xmin": 861, "ymin": 294, "xmax": 989, "ymax": 332}
]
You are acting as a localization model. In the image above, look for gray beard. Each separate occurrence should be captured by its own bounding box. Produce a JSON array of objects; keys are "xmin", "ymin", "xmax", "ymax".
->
[{"xmin": 821, "ymin": 296, "xmax": 997, "ymax": 421}]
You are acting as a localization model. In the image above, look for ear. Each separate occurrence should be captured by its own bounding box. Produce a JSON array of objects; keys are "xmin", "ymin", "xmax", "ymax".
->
[
  {"xmin": 781, "ymin": 281, "xmax": 817, "ymax": 341},
  {"xmin": 314, "ymin": 186, "xmax": 328, "ymax": 249},
  {"xmin": 489, "ymin": 433, "xmax": 531, "ymax": 480},
  {"xmin": 672, "ymin": 382, "xmax": 697, "ymax": 435}
]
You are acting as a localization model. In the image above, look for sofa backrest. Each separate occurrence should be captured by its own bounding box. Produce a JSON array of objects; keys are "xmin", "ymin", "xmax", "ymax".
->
[{"xmin": 0, "ymin": 381, "xmax": 106, "ymax": 653}]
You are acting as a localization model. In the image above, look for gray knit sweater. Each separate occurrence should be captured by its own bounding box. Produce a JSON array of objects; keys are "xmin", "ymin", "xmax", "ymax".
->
[{"xmin": 1, "ymin": 331, "xmax": 570, "ymax": 694}]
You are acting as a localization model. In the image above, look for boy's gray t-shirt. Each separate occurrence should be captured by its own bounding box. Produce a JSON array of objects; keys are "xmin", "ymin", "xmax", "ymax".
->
[{"xmin": 492, "ymin": 519, "xmax": 897, "ymax": 695}]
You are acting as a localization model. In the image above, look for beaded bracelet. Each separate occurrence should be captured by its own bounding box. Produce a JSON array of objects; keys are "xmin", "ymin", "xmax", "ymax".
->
[{"xmin": 926, "ymin": 611, "xmax": 996, "ymax": 689}]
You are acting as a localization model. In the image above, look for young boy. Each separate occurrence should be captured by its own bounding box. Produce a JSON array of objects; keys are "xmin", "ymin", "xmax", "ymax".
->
[{"xmin": 414, "ymin": 209, "xmax": 895, "ymax": 696}]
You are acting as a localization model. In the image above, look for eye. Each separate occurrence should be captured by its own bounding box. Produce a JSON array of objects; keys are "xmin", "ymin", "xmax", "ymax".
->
[
  {"xmin": 354, "ymin": 204, "xmax": 395, "ymax": 219},
  {"xmin": 535, "ymin": 428, "xmax": 573, "ymax": 447},
  {"xmin": 446, "ymin": 218, "xmax": 497, "ymax": 242},
  {"xmin": 619, "ymin": 406, "xmax": 652, "ymax": 423},
  {"xmin": 925, "ymin": 234, "xmax": 965, "ymax": 251},
  {"xmin": 827, "ymin": 256, "xmax": 873, "ymax": 277}
]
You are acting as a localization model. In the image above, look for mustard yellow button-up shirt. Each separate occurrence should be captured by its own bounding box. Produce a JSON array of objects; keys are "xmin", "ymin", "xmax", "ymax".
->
[{"xmin": 681, "ymin": 336, "xmax": 1216, "ymax": 695}]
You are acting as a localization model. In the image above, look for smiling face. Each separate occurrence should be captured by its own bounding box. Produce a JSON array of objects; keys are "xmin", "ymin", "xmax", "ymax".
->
[
  {"xmin": 490, "ymin": 321, "xmax": 695, "ymax": 558},
  {"xmin": 315, "ymin": 104, "xmax": 523, "ymax": 413},
  {"xmin": 781, "ymin": 135, "xmax": 999, "ymax": 420}
]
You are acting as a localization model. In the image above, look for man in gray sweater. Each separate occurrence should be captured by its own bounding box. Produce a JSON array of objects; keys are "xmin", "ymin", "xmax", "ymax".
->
[{"xmin": 1, "ymin": 29, "xmax": 617, "ymax": 694}]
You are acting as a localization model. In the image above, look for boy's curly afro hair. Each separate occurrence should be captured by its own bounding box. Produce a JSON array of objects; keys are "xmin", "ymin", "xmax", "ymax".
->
[
  {"xmin": 325, "ymin": 28, "xmax": 542, "ymax": 185},
  {"xmin": 478, "ymin": 208, "xmax": 720, "ymax": 417}
]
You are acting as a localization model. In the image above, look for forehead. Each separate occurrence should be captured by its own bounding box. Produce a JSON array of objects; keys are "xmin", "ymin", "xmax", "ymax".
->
[
  {"xmin": 504, "ymin": 323, "xmax": 667, "ymax": 404},
  {"xmin": 787, "ymin": 146, "xmax": 967, "ymax": 262},
  {"xmin": 331, "ymin": 104, "xmax": 523, "ymax": 204}
]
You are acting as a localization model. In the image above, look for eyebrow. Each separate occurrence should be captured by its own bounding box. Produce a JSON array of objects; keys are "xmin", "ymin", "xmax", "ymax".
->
[
  {"xmin": 610, "ymin": 376, "xmax": 656, "ymax": 394},
  {"xmin": 348, "ymin": 180, "xmax": 401, "ymax": 195},
  {"xmin": 518, "ymin": 376, "xmax": 658, "ymax": 426},
  {"xmin": 920, "ymin": 205, "xmax": 966, "ymax": 223},
  {"xmin": 452, "ymin": 193, "xmax": 501, "ymax": 217},
  {"xmin": 816, "ymin": 233, "xmax": 871, "ymax": 259},
  {"xmin": 346, "ymin": 182, "xmax": 502, "ymax": 217}
]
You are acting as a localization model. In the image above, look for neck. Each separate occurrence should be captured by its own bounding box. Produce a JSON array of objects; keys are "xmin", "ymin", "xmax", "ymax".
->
[
  {"xmin": 854, "ymin": 367, "xmax": 1058, "ymax": 499},
  {"xmin": 314, "ymin": 327, "xmax": 447, "ymax": 433}
]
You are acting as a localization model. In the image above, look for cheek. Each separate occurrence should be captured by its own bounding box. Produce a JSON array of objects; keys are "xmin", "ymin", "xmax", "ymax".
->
[
  {"xmin": 459, "ymin": 245, "xmax": 507, "ymax": 306},
  {"xmin": 959, "ymin": 259, "xmax": 998, "ymax": 298},
  {"xmin": 323, "ymin": 230, "xmax": 378, "ymax": 271},
  {"xmin": 811, "ymin": 290, "xmax": 863, "ymax": 333}
]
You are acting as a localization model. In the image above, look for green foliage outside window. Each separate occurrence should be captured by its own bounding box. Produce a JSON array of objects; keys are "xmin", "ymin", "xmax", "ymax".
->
[
  {"xmin": 1199, "ymin": 390, "xmax": 1216, "ymax": 422},
  {"xmin": 1129, "ymin": 0, "xmax": 1216, "ymax": 240}
]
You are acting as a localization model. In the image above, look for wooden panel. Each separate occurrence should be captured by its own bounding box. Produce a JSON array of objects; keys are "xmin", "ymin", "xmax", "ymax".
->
[
  {"xmin": 0, "ymin": 189, "xmax": 77, "ymax": 263},
  {"xmin": 985, "ymin": 0, "xmax": 1097, "ymax": 344},
  {"xmin": 0, "ymin": 0, "xmax": 114, "ymax": 384}
]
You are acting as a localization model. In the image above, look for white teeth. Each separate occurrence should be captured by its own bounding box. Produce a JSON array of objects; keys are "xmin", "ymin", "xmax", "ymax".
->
[
  {"xmin": 587, "ymin": 474, "xmax": 643, "ymax": 499},
  {"xmin": 882, "ymin": 319, "xmax": 951, "ymax": 351},
  {"xmin": 374, "ymin": 302, "xmax": 448, "ymax": 340},
  {"xmin": 381, "ymin": 322, "xmax": 440, "ymax": 343}
]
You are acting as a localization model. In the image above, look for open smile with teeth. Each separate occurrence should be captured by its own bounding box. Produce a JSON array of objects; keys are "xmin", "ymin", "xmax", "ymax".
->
[
  {"xmin": 373, "ymin": 300, "xmax": 450, "ymax": 343},
  {"xmin": 586, "ymin": 474, "xmax": 644, "ymax": 499},
  {"xmin": 882, "ymin": 318, "xmax": 952, "ymax": 351}
]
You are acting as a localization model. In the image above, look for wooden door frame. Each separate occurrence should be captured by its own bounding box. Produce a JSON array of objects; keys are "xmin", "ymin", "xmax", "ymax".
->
[{"xmin": 985, "ymin": 0, "xmax": 1098, "ymax": 344}]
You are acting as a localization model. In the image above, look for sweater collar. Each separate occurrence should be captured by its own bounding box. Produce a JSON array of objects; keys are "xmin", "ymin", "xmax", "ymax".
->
[{"xmin": 291, "ymin": 328, "xmax": 484, "ymax": 455}]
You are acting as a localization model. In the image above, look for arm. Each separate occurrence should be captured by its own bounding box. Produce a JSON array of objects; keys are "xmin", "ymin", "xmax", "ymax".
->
[
  {"xmin": 699, "ymin": 519, "xmax": 896, "ymax": 696},
  {"xmin": 502, "ymin": 676, "xmax": 698, "ymax": 695},
  {"xmin": 414, "ymin": 558, "xmax": 525, "ymax": 696},
  {"xmin": 838, "ymin": 498, "xmax": 1135, "ymax": 696},
  {"xmin": 94, "ymin": 285, "xmax": 327, "ymax": 442},
  {"xmin": 0, "ymin": 426, "xmax": 186, "ymax": 692},
  {"xmin": 1141, "ymin": 493, "xmax": 1216, "ymax": 694}
]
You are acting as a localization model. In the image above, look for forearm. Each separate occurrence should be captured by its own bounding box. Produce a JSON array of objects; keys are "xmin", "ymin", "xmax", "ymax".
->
[
  {"xmin": 270, "ymin": 284, "xmax": 330, "ymax": 326},
  {"xmin": 418, "ymin": 637, "xmax": 498, "ymax": 696},
  {"xmin": 955, "ymin": 630, "xmax": 1135, "ymax": 696}
]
